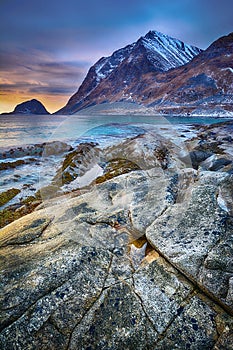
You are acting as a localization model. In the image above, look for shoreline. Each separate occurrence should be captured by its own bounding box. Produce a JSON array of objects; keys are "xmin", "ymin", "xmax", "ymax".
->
[
  {"xmin": 0, "ymin": 119, "xmax": 233, "ymax": 228},
  {"xmin": 0, "ymin": 118, "xmax": 233, "ymax": 348}
]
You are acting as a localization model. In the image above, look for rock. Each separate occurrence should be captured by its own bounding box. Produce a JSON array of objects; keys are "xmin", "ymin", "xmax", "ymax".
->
[
  {"xmin": 42, "ymin": 141, "xmax": 72, "ymax": 156},
  {"xmin": 0, "ymin": 159, "xmax": 25, "ymax": 171},
  {"xmin": 200, "ymin": 154, "xmax": 232, "ymax": 171},
  {"xmin": 0, "ymin": 188, "xmax": 21, "ymax": 207},
  {"xmin": 0, "ymin": 123, "xmax": 233, "ymax": 348},
  {"xmin": 52, "ymin": 142, "xmax": 99, "ymax": 187},
  {"xmin": 0, "ymin": 167, "xmax": 232, "ymax": 348},
  {"xmin": 2, "ymin": 99, "xmax": 50, "ymax": 115},
  {"xmin": 0, "ymin": 141, "xmax": 72, "ymax": 161},
  {"xmin": 155, "ymin": 295, "xmax": 227, "ymax": 349},
  {"xmin": 189, "ymin": 150, "xmax": 213, "ymax": 169},
  {"xmin": 146, "ymin": 172, "xmax": 233, "ymax": 312}
]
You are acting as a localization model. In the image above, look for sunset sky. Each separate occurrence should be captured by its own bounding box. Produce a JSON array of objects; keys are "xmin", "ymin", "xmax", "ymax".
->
[{"xmin": 1, "ymin": 0, "xmax": 232, "ymax": 113}]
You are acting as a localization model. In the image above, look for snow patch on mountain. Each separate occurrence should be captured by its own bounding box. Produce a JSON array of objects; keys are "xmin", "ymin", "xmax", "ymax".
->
[
  {"xmin": 222, "ymin": 67, "xmax": 233, "ymax": 73},
  {"xmin": 86, "ymin": 31, "xmax": 202, "ymax": 89},
  {"xmin": 140, "ymin": 31, "xmax": 202, "ymax": 71},
  {"xmin": 94, "ymin": 43, "xmax": 136, "ymax": 83}
]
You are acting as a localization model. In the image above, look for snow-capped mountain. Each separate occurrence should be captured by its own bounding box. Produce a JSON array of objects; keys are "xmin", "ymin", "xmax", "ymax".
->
[
  {"xmin": 133, "ymin": 31, "xmax": 233, "ymax": 115},
  {"xmin": 57, "ymin": 30, "xmax": 202, "ymax": 114},
  {"xmin": 136, "ymin": 30, "xmax": 201, "ymax": 70}
]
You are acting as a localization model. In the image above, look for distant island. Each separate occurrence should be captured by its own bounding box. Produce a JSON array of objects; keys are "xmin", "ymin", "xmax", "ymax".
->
[{"xmin": 1, "ymin": 99, "xmax": 50, "ymax": 115}]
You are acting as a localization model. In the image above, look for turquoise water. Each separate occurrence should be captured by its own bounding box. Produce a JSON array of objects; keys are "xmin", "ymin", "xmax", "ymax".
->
[
  {"xmin": 0, "ymin": 113, "xmax": 232, "ymax": 206},
  {"xmin": 0, "ymin": 114, "xmax": 231, "ymax": 148}
]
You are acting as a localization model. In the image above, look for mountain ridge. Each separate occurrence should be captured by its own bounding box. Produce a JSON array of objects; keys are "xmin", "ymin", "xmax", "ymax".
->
[
  {"xmin": 134, "ymin": 31, "xmax": 233, "ymax": 114},
  {"xmin": 57, "ymin": 30, "xmax": 202, "ymax": 114}
]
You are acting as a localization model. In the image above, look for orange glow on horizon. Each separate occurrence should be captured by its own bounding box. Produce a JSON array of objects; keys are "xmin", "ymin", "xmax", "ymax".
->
[{"xmin": 0, "ymin": 93, "xmax": 70, "ymax": 114}]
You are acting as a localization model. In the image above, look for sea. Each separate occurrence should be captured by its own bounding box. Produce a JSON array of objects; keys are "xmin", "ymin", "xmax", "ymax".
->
[
  {"xmin": 0, "ymin": 114, "xmax": 231, "ymax": 148},
  {"xmin": 0, "ymin": 113, "xmax": 232, "ymax": 208}
]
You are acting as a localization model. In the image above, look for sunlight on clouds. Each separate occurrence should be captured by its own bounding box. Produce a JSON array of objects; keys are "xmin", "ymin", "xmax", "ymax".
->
[
  {"xmin": 0, "ymin": 92, "xmax": 70, "ymax": 114},
  {"xmin": 0, "ymin": 78, "xmax": 16, "ymax": 86},
  {"xmin": 0, "ymin": 49, "xmax": 88, "ymax": 113}
]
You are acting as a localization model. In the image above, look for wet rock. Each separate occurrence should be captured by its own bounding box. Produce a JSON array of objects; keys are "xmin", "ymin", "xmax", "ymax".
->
[
  {"xmin": 52, "ymin": 142, "xmax": 100, "ymax": 186},
  {"xmin": 0, "ymin": 159, "xmax": 25, "ymax": 171},
  {"xmin": 42, "ymin": 141, "xmax": 72, "ymax": 156},
  {"xmin": 0, "ymin": 194, "xmax": 42, "ymax": 229},
  {"xmin": 0, "ymin": 141, "xmax": 71, "ymax": 161}
]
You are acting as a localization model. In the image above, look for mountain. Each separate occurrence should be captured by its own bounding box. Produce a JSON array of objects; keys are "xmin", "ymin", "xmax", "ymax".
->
[
  {"xmin": 132, "ymin": 31, "xmax": 233, "ymax": 115},
  {"xmin": 57, "ymin": 30, "xmax": 202, "ymax": 114},
  {"xmin": 2, "ymin": 99, "xmax": 50, "ymax": 115}
]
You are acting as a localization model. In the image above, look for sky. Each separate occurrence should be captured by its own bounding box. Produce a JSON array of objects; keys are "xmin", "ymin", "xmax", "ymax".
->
[{"xmin": 0, "ymin": 0, "xmax": 232, "ymax": 113}]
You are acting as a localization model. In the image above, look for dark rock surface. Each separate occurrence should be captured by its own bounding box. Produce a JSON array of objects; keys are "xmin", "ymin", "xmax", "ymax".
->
[{"xmin": 0, "ymin": 121, "xmax": 233, "ymax": 349}]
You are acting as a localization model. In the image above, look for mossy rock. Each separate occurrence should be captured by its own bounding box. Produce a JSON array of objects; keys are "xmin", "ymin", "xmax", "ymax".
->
[
  {"xmin": 0, "ymin": 159, "xmax": 25, "ymax": 171},
  {"xmin": 62, "ymin": 171, "xmax": 74, "ymax": 184},
  {"xmin": 0, "ymin": 188, "xmax": 21, "ymax": 206},
  {"xmin": 20, "ymin": 196, "xmax": 37, "ymax": 205},
  {"xmin": 0, "ymin": 199, "xmax": 41, "ymax": 229},
  {"xmin": 95, "ymin": 158, "xmax": 140, "ymax": 184}
]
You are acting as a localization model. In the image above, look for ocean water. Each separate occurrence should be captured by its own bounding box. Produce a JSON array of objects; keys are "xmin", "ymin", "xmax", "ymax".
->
[
  {"xmin": 0, "ymin": 114, "xmax": 231, "ymax": 149},
  {"xmin": 0, "ymin": 113, "xmax": 231, "ymax": 208}
]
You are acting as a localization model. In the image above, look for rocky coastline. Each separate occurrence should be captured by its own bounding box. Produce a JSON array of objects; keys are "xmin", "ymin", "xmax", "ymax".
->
[{"xmin": 0, "ymin": 120, "xmax": 233, "ymax": 349}]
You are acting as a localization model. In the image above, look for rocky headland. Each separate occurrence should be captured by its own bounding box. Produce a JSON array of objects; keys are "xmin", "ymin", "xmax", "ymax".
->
[
  {"xmin": 1, "ymin": 99, "xmax": 50, "ymax": 115},
  {"xmin": 0, "ymin": 121, "xmax": 233, "ymax": 349}
]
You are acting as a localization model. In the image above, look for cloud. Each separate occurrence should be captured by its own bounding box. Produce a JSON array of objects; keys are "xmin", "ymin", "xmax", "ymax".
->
[
  {"xmin": 1, "ymin": 0, "xmax": 232, "ymax": 52},
  {"xmin": 0, "ymin": 48, "xmax": 89, "ymax": 97}
]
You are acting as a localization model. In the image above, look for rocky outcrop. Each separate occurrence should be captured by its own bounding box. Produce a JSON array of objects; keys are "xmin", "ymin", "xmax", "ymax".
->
[
  {"xmin": 57, "ymin": 31, "xmax": 201, "ymax": 114},
  {"xmin": 0, "ymin": 122, "xmax": 233, "ymax": 349},
  {"xmin": 2, "ymin": 99, "xmax": 50, "ymax": 115}
]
